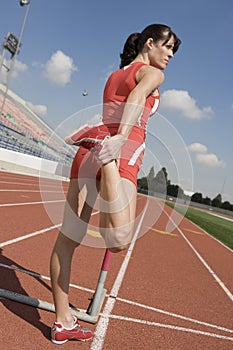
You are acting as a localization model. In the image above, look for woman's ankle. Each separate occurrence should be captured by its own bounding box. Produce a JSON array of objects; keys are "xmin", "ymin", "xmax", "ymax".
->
[{"xmin": 56, "ymin": 313, "xmax": 74, "ymax": 328}]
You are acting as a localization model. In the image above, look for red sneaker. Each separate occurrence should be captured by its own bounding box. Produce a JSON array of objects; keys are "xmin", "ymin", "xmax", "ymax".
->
[
  {"xmin": 51, "ymin": 316, "xmax": 93, "ymax": 344},
  {"xmin": 64, "ymin": 123, "xmax": 110, "ymax": 150}
]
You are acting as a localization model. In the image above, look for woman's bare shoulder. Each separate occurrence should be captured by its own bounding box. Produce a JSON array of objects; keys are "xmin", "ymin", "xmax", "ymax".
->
[{"xmin": 136, "ymin": 65, "xmax": 164, "ymax": 87}]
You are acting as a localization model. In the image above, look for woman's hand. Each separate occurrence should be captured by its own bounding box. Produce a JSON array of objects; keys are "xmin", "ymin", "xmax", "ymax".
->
[{"xmin": 93, "ymin": 134, "xmax": 126, "ymax": 166}]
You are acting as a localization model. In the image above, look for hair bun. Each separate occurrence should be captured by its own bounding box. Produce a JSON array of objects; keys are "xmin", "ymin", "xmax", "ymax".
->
[{"xmin": 119, "ymin": 32, "xmax": 140, "ymax": 68}]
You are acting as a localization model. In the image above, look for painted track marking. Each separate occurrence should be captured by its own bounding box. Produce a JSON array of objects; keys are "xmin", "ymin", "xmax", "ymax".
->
[
  {"xmin": 0, "ymin": 189, "xmax": 64, "ymax": 193},
  {"xmin": 1, "ymin": 261, "xmax": 232, "ymax": 334},
  {"xmin": 90, "ymin": 202, "xmax": 149, "ymax": 350},
  {"xmin": 106, "ymin": 314, "xmax": 233, "ymax": 342},
  {"xmin": 0, "ymin": 263, "xmax": 94, "ymax": 294},
  {"xmin": 0, "ymin": 210, "xmax": 100, "ymax": 247},
  {"xmin": 0, "ymin": 199, "xmax": 65, "ymax": 207},
  {"xmin": 0, "ymin": 180, "xmax": 63, "ymax": 188},
  {"xmin": 207, "ymin": 211, "xmax": 233, "ymax": 222},
  {"xmin": 163, "ymin": 205, "xmax": 233, "ymax": 302},
  {"xmin": 147, "ymin": 226, "xmax": 178, "ymax": 236},
  {"xmin": 1, "ymin": 174, "xmax": 232, "ymax": 347},
  {"xmin": 1, "ymin": 262, "xmax": 232, "ymax": 335},
  {"xmin": 115, "ymin": 297, "xmax": 233, "ymax": 334},
  {"xmin": 0, "ymin": 224, "xmax": 62, "ymax": 247},
  {"xmin": 183, "ymin": 227, "xmax": 204, "ymax": 235}
]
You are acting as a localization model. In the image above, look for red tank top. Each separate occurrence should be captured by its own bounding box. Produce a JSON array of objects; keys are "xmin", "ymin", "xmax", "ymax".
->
[{"xmin": 102, "ymin": 62, "xmax": 160, "ymax": 131}]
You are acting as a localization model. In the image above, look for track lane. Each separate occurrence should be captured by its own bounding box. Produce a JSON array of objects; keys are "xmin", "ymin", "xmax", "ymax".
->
[
  {"xmin": 0, "ymin": 172, "xmax": 232, "ymax": 350},
  {"xmin": 162, "ymin": 204, "xmax": 233, "ymax": 295}
]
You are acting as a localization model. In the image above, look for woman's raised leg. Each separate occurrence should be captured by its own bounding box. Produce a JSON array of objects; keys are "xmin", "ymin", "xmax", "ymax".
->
[{"xmin": 99, "ymin": 160, "xmax": 137, "ymax": 252}]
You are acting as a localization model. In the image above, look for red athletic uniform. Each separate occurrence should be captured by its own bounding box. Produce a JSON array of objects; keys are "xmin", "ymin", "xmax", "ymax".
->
[{"xmin": 70, "ymin": 62, "xmax": 160, "ymax": 186}]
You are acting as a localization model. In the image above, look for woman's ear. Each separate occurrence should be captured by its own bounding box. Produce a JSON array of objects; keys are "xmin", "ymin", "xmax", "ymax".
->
[{"xmin": 145, "ymin": 37, "xmax": 154, "ymax": 50}]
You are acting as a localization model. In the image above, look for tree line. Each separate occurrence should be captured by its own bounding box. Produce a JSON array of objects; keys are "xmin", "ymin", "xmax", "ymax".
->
[{"xmin": 137, "ymin": 166, "xmax": 233, "ymax": 212}]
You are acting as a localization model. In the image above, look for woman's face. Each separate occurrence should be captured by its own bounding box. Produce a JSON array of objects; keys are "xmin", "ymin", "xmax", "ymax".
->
[{"xmin": 148, "ymin": 35, "xmax": 175, "ymax": 70}]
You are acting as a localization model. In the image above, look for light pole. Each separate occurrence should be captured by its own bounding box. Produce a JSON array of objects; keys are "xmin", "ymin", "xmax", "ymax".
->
[{"xmin": 0, "ymin": 1, "xmax": 31, "ymax": 117}]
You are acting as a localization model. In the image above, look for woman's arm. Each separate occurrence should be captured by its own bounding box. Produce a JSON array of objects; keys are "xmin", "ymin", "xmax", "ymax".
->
[
  {"xmin": 96, "ymin": 66, "xmax": 164, "ymax": 164},
  {"xmin": 118, "ymin": 65, "xmax": 164, "ymax": 139}
]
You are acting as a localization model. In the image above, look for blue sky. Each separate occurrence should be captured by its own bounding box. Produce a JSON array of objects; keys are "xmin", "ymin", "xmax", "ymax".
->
[{"xmin": 0, "ymin": 0, "xmax": 233, "ymax": 202}]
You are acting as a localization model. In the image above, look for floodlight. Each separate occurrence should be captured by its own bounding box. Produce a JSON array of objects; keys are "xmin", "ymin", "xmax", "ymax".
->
[
  {"xmin": 20, "ymin": 0, "xmax": 30, "ymax": 6},
  {"xmin": 3, "ymin": 32, "xmax": 20, "ymax": 56}
]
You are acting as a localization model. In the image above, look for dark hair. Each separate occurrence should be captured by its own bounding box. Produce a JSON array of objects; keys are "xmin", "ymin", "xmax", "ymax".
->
[{"xmin": 119, "ymin": 24, "xmax": 181, "ymax": 68}]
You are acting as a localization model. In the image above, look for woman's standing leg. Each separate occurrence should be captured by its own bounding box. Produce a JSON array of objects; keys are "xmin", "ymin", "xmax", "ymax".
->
[{"xmin": 50, "ymin": 178, "xmax": 98, "ymax": 328}]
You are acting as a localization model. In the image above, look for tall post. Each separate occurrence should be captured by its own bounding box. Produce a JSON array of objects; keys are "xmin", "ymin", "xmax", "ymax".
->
[
  {"xmin": 0, "ymin": 1, "xmax": 31, "ymax": 117},
  {"xmin": 0, "ymin": 47, "xmax": 7, "ymax": 78}
]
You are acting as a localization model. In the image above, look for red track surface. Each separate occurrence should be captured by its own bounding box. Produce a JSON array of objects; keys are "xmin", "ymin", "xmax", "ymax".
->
[{"xmin": 0, "ymin": 171, "xmax": 232, "ymax": 349}]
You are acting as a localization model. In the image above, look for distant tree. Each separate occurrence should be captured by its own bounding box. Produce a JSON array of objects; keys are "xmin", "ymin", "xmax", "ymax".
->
[
  {"xmin": 191, "ymin": 192, "xmax": 203, "ymax": 203},
  {"xmin": 202, "ymin": 197, "xmax": 211, "ymax": 206},
  {"xmin": 212, "ymin": 194, "xmax": 222, "ymax": 208},
  {"xmin": 221, "ymin": 201, "xmax": 232, "ymax": 211},
  {"xmin": 137, "ymin": 176, "xmax": 148, "ymax": 190},
  {"xmin": 167, "ymin": 184, "xmax": 184, "ymax": 198},
  {"xmin": 137, "ymin": 168, "xmax": 233, "ymax": 211}
]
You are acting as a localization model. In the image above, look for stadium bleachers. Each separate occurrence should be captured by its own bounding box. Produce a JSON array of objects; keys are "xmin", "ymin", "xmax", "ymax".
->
[{"xmin": 0, "ymin": 84, "xmax": 75, "ymax": 165}]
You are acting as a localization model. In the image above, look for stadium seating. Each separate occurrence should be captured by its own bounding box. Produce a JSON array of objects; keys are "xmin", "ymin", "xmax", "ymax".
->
[{"xmin": 0, "ymin": 85, "xmax": 75, "ymax": 165}]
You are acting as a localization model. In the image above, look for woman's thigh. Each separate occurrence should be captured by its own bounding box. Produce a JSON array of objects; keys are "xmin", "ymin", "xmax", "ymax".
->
[{"xmin": 61, "ymin": 178, "xmax": 99, "ymax": 243}]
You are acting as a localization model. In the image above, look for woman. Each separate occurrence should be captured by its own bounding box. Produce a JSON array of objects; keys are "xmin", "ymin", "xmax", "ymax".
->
[{"xmin": 50, "ymin": 24, "xmax": 181, "ymax": 344}]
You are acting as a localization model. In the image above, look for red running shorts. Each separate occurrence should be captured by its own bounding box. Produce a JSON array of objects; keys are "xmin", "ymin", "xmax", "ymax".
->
[{"xmin": 70, "ymin": 124, "xmax": 146, "ymax": 187}]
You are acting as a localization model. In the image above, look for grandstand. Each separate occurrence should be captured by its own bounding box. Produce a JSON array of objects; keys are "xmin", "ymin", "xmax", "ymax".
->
[{"xmin": 0, "ymin": 84, "xmax": 75, "ymax": 169}]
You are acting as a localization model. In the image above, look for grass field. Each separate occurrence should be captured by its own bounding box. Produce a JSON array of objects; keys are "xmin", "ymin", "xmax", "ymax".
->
[{"xmin": 166, "ymin": 202, "xmax": 233, "ymax": 250}]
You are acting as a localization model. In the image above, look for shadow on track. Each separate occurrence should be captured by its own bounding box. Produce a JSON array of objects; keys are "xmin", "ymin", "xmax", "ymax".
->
[{"xmin": 0, "ymin": 248, "xmax": 51, "ymax": 340}]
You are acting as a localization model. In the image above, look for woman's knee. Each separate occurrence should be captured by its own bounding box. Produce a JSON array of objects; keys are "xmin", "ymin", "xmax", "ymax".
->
[
  {"xmin": 101, "ymin": 223, "xmax": 134, "ymax": 251},
  {"xmin": 55, "ymin": 232, "xmax": 80, "ymax": 250}
]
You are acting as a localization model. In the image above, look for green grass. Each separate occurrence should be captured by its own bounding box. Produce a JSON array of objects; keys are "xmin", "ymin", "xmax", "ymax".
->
[{"xmin": 166, "ymin": 202, "xmax": 233, "ymax": 250}]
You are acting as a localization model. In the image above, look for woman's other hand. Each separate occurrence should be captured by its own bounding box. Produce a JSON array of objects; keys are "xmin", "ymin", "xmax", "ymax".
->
[{"xmin": 94, "ymin": 134, "xmax": 126, "ymax": 165}]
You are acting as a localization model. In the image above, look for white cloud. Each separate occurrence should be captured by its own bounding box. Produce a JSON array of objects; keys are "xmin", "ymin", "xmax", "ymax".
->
[
  {"xmin": 13, "ymin": 60, "xmax": 28, "ymax": 77},
  {"xmin": 187, "ymin": 143, "xmax": 207, "ymax": 153},
  {"xmin": 196, "ymin": 153, "xmax": 225, "ymax": 168},
  {"xmin": 187, "ymin": 142, "xmax": 225, "ymax": 168},
  {"xmin": 32, "ymin": 61, "xmax": 43, "ymax": 68},
  {"xmin": 26, "ymin": 101, "xmax": 47, "ymax": 117},
  {"xmin": 44, "ymin": 50, "xmax": 78, "ymax": 86},
  {"xmin": 161, "ymin": 89, "xmax": 214, "ymax": 120},
  {"xmin": 0, "ymin": 55, "xmax": 28, "ymax": 80}
]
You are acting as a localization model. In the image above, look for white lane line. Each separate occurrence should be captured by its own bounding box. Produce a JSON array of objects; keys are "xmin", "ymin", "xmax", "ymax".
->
[
  {"xmin": 0, "ymin": 263, "xmax": 95, "ymax": 294},
  {"xmin": 0, "ymin": 189, "xmax": 64, "ymax": 193},
  {"xmin": 0, "ymin": 224, "xmax": 62, "ymax": 247},
  {"xmin": 90, "ymin": 202, "xmax": 149, "ymax": 350},
  {"xmin": 0, "ymin": 180, "xmax": 64, "ymax": 188},
  {"xmin": 0, "ymin": 210, "xmax": 100, "ymax": 247},
  {"xmin": 106, "ymin": 314, "xmax": 233, "ymax": 342},
  {"xmin": 115, "ymin": 297, "xmax": 233, "ymax": 334},
  {"xmin": 0, "ymin": 199, "xmax": 65, "ymax": 207},
  {"xmin": 163, "ymin": 206, "xmax": 233, "ymax": 302},
  {"xmin": 207, "ymin": 212, "xmax": 233, "ymax": 223},
  {"xmin": 1, "ymin": 262, "xmax": 232, "ymax": 335},
  {"xmin": 185, "ymin": 215, "xmax": 233, "ymax": 253}
]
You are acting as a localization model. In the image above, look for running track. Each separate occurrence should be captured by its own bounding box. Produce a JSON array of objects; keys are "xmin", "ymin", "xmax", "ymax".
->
[{"xmin": 0, "ymin": 171, "xmax": 232, "ymax": 350}]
